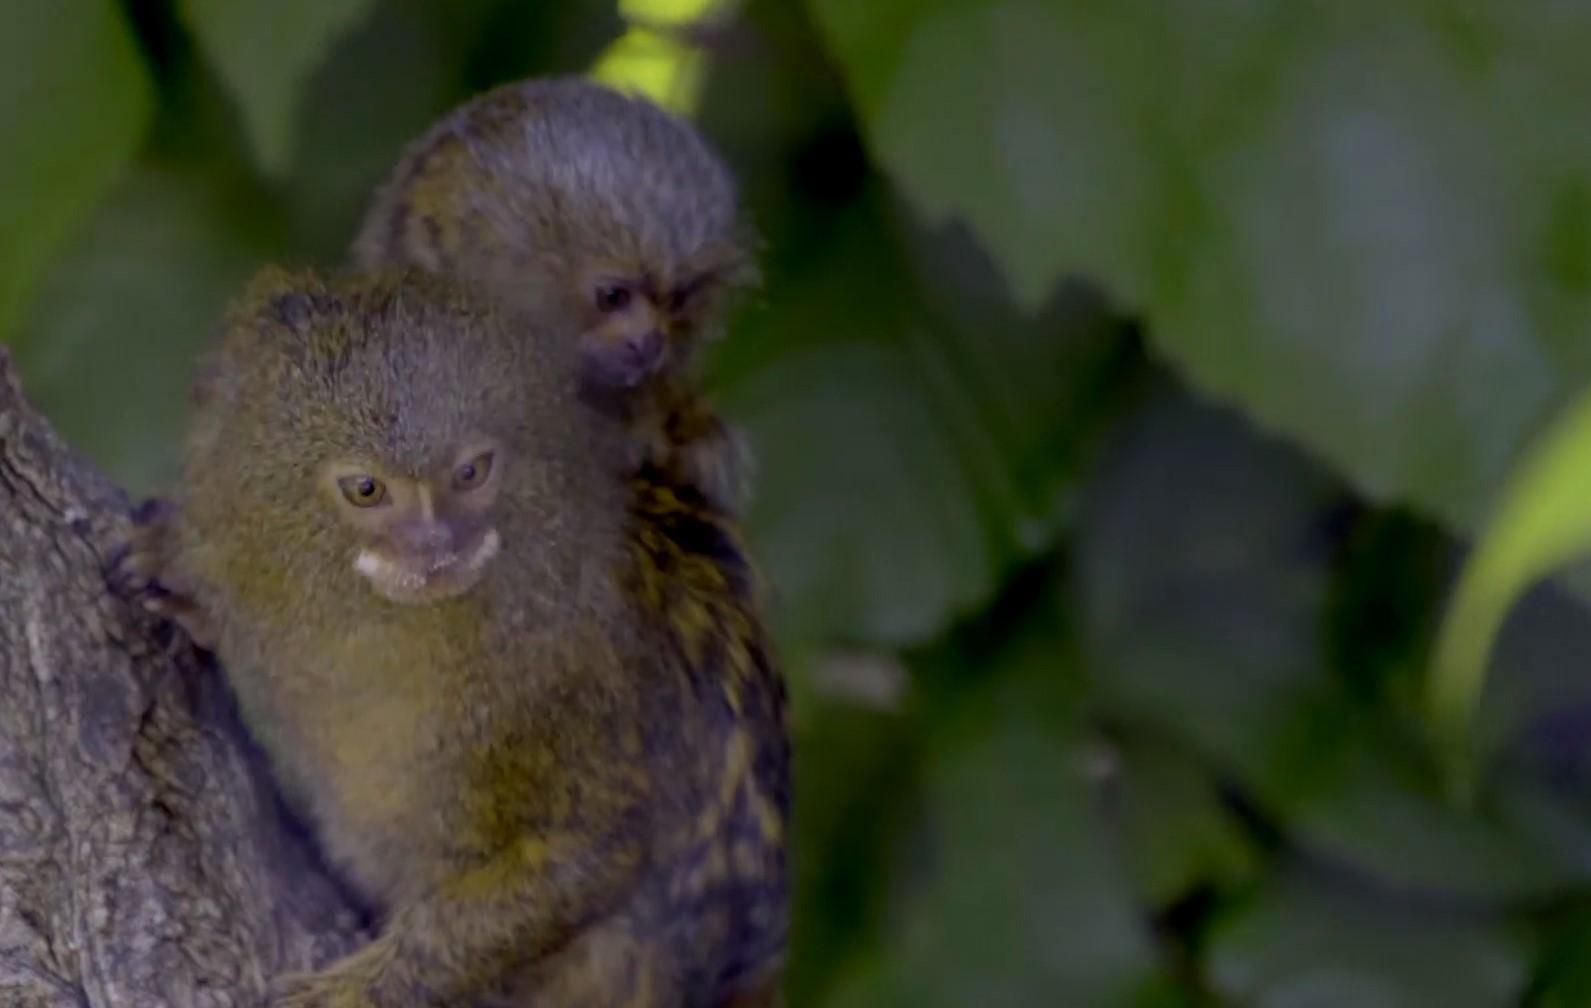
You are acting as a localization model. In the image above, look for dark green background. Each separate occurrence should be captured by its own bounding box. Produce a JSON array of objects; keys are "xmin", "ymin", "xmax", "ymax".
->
[{"xmin": 8, "ymin": 2, "xmax": 1591, "ymax": 1004}]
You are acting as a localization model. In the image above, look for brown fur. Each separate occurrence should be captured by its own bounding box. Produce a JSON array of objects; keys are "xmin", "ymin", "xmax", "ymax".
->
[
  {"xmin": 126, "ymin": 269, "xmax": 788, "ymax": 1006},
  {"xmin": 353, "ymin": 76, "xmax": 759, "ymax": 515}
]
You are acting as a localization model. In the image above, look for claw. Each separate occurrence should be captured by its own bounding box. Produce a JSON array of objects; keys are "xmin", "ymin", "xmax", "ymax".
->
[
  {"xmin": 108, "ymin": 496, "xmax": 219, "ymax": 651},
  {"xmin": 107, "ymin": 497, "xmax": 172, "ymax": 601}
]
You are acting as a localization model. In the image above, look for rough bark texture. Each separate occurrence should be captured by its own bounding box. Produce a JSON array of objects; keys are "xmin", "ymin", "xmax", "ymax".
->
[{"xmin": 0, "ymin": 348, "xmax": 365, "ymax": 1008}]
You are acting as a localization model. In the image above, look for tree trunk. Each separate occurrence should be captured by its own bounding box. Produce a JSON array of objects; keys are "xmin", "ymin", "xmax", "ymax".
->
[{"xmin": 0, "ymin": 348, "xmax": 364, "ymax": 1008}]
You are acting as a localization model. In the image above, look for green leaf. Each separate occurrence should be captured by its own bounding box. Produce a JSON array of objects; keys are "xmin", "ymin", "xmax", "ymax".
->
[
  {"xmin": 177, "ymin": 0, "xmax": 377, "ymax": 175},
  {"xmin": 278, "ymin": 0, "xmax": 624, "ymax": 258},
  {"xmin": 701, "ymin": 5, "xmax": 1135, "ymax": 655},
  {"xmin": 817, "ymin": 615, "xmax": 1167, "ymax": 1008},
  {"xmin": 725, "ymin": 336, "xmax": 993, "ymax": 646},
  {"xmin": 882, "ymin": 727, "xmax": 1160, "ymax": 1004},
  {"xmin": 717, "ymin": 192, "xmax": 1127, "ymax": 651},
  {"xmin": 1076, "ymin": 390, "xmax": 1575, "ymax": 901},
  {"xmin": 0, "ymin": 0, "xmax": 152, "ymax": 340},
  {"xmin": 1430, "ymin": 391, "xmax": 1591, "ymax": 767},
  {"xmin": 785, "ymin": 698, "xmax": 917, "ymax": 1006},
  {"xmin": 1208, "ymin": 870, "xmax": 1528, "ymax": 1008},
  {"xmin": 1483, "ymin": 586, "xmax": 1591, "ymax": 886},
  {"xmin": 1112, "ymin": 735, "xmax": 1256, "ymax": 910},
  {"xmin": 1148, "ymin": 7, "xmax": 1573, "ymax": 537},
  {"xmin": 10, "ymin": 166, "xmax": 277, "ymax": 493},
  {"xmin": 1074, "ymin": 392, "xmax": 1340, "ymax": 796},
  {"xmin": 809, "ymin": 0, "xmax": 1591, "ymax": 559},
  {"xmin": 1531, "ymin": 909, "xmax": 1591, "ymax": 1008},
  {"xmin": 807, "ymin": 0, "xmax": 1156, "ymax": 311},
  {"xmin": 279, "ymin": 0, "xmax": 471, "ymax": 257},
  {"xmin": 1282, "ymin": 712, "xmax": 1573, "ymax": 902}
]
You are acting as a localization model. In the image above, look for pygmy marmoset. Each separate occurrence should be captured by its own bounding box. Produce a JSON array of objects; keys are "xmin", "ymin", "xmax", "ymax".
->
[
  {"xmin": 352, "ymin": 76, "xmax": 758, "ymax": 515},
  {"xmin": 124, "ymin": 268, "xmax": 788, "ymax": 1006}
]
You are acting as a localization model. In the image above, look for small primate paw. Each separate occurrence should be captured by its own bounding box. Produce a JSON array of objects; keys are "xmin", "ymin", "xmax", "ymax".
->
[
  {"xmin": 267, "ymin": 971, "xmax": 376, "ymax": 1008},
  {"xmin": 107, "ymin": 496, "xmax": 178, "ymax": 601},
  {"xmin": 108, "ymin": 496, "xmax": 218, "ymax": 650},
  {"xmin": 627, "ymin": 401, "xmax": 755, "ymax": 514},
  {"xmin": 267, "ymin": 938, "xmax": 413, "ymax": 1008},
  {"xmin": 678, "ymin": 419, "xmax": 754, "ymax": 516}
]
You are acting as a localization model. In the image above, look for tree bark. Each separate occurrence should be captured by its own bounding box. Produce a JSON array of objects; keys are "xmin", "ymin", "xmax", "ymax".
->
[{"xmin": 0, "ymin": 348, "xmax": 364, "ymax": 1008}]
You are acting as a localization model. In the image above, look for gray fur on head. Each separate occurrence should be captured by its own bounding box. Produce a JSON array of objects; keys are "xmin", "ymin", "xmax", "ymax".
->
[{"xmin": 355, "ymin": 76, "xmax": 752, "ymax": 292}]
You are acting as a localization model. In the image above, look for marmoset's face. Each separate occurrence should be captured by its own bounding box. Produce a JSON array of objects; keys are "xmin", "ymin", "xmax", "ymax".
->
[{"xmin": 322, "ymin": 437, "xmax": 506, "ymax": 606}]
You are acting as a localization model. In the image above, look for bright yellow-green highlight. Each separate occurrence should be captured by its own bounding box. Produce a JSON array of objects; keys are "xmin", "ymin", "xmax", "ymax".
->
[
  {"xmin": 590, "ymin": 0, "xmax": 729, "ymax": 116},
  {"xmin": 1430, "ymin": 389, "xmax": 1591, "ymax": 782},
  {"xmin": 617, "ymin": 0, "xmax": 710, "ymax": 22}
]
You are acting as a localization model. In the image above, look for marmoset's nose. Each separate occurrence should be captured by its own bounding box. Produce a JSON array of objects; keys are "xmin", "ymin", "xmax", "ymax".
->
[
  {"xmin": 392, "ymin": 519, "xmax": 454, "ymax": 556},
  {"xmin": 621, "ymin": 328, "xmax": 667, "ymax": 386}
]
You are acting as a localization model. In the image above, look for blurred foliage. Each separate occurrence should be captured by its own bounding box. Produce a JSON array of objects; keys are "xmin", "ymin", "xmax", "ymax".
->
[
  {"xmin": 7, "ymin": 0, "xmax": 1591, "ymax": 1004},
  {"xmin": 176, "ymin": 0, "xmax": 378, "ymax": 173},
  {"xmin": 1434, "ymin": 391, "xmax": 1591, "ymax": 784},
  {"xmin": 1, "ymin": 1, "xmax": 151, "ymax": 339}
]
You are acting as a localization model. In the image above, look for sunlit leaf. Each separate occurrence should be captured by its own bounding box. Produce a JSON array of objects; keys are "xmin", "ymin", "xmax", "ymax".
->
[
  {"xmin": 589, "ymin": 0, "xmax": 738, "ymax": 115},
  {"xmin": 0, "ymin": 0, "xmax": 152, "ymax": 340},
  {"xmin": 1430, "ymin": 391, "xmax": 1591, "ymax": 769},
  {"xmin": 177, "ymin": 0, "xmax": 378, "ymax": 175},
  {"xmin": 1076, "ymin": 391, "xmax": 1577, "ymax": 901}
]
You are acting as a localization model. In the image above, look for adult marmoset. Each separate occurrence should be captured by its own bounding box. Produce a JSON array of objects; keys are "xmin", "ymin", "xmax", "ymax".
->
[
  {"xmin": 126, "ymin": 269, "xmax": 788, "ymax": 1007},
  {"xmin": 352, "ymin": 76, "xmax": 758, "ymax": 515}
]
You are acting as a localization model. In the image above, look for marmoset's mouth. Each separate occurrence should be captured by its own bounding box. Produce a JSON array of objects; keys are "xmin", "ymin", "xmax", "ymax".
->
[{"xmin": 353, "ymin": 528, "xmax": 501, "ymax": 605}]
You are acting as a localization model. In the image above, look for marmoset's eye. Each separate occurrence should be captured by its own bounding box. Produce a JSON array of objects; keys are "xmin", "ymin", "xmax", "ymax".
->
[
  {"xmin": 452, "ymin": 452, "xmax": 495, "ymax": 491},
  {"xmin": 338, "ymin": 475, "xmax": 388, "ymax": 508},
  {"xmin": 594, "ymin": 283, "xmax": 633, "ymax": 313}
]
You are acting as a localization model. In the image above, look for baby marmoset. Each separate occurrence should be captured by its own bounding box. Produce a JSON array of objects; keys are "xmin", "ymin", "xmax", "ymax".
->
[
  {"xmin": 135, "ymin": 269, "xmax": 787, "ymax": 1006},
  {"xmin": 353, "ymin": 76, "xmax": 758, "ymax": 514}
]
